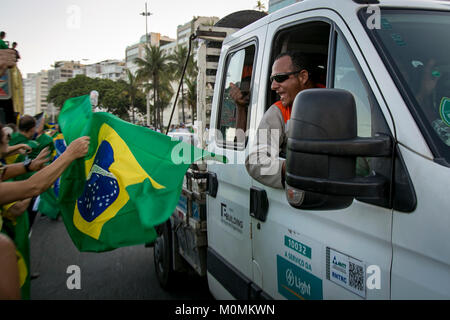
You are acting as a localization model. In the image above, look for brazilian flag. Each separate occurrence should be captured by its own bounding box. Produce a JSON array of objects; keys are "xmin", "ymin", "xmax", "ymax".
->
[
  {"xmin": 1, "ymin": 209, "xmax": 30, "ymax": 300},
  {"xmin": 30, "ymin": 132, "xmax": 55, "ymax": 160},
  {"xmin": 51, "ymin": 133, "xmax": 67, "ymax": 200},
  {"xmin": 13, "ymin": 214, "xmax": 30, "ymax": 300},
  {"xmin": 6, "ymin": 132, "xmax": 38, "ymax": 168},
  {"xmin": 58, "ymin": 95, "xmax": 224, "ymax": 252},
  {"xmin": 38, "ymin": 133, "xmax": 66, "ymax": 219}
]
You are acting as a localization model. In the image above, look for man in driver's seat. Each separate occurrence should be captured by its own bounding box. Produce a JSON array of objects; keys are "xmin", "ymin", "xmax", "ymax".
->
[{"xmin": 235, "ymin": 52, "xmax": 321, "ymax": 189}]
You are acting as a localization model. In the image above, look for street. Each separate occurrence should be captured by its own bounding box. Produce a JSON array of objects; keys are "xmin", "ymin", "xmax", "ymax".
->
[{"xmin": 29, "ymin": 213, "xmax": 214, "ymax": 300}]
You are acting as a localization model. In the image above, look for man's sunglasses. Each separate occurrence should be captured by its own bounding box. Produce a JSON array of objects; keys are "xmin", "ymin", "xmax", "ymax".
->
[{"xmin": 270, "ymin": 70, "xmax": 301, "ymax": 83}]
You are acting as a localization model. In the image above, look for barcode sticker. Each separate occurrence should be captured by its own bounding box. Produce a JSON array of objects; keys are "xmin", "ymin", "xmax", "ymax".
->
[
  {"xmin": 349, "ymin": 261, "xmax": 365, "ymax": 292},
  {"xmin": 327, "ymin": 247, "xmax": 366, "ymax": 298}
]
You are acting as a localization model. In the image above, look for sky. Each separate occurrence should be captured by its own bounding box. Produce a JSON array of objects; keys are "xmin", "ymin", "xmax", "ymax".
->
[{"xmin": 0, "ymin": 0, "xmax": 267, "ymax": 77}]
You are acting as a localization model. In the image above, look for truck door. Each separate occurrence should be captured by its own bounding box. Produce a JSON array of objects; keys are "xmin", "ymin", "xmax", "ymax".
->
[
  {"xmin": 250, "ymin": 10, "xmax": 394, "ymax": 300},
  {"xmin": 206, "ymin": 39, "xmax": 262, "ymax": 299}
]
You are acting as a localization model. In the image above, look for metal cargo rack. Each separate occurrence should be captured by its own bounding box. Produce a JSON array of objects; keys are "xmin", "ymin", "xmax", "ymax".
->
[{"xmin": 171, "ymin": 166, "xmax": 209, "ymax": 276}]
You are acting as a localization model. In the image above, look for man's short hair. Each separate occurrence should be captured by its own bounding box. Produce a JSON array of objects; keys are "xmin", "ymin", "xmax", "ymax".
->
[
  {"xmin": 275, "ymin": 51, "xmax": 314, "ymax": 75},
  {"xmin": 18, "ymin": 115, "xmax": 36, "ymax": 132},
  {"xmin": 6, "ymin": 123, "xmax": 17, "ymax": 132},
  {"xmin": 0, "ymin": 32, "xmax": 5, "ymax": 38}
]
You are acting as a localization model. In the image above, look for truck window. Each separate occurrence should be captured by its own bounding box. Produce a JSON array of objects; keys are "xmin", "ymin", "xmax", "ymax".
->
[
  {"xmin": 268, "ymin": 21, "xmax": 330, "ymax": 109},
  {"xmin": 362, "ymin": 9, "xmax": 450, "ymax": 165},
  {"xmin": 217, "ymin": 45, "xmax": 256, "ymax": 148}
]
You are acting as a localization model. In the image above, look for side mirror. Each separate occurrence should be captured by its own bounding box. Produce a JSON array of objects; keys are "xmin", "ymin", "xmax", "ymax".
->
[{"xmin": 285, "ymin": 89, "xmax": 392, "ymax": 210}]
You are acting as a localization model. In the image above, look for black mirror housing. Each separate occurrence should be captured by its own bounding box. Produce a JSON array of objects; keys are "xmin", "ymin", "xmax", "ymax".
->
[
  {"xmin": 286, "ymin": 89, "xmax": 391, "ymax": 210},
  {"xmin": 286, "ymin": 89, "xmax": 357, "ymax": 210}
]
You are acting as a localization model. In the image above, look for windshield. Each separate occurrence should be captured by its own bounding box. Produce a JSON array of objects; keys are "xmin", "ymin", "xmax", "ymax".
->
[{"xmin": 362, "ymin": 9, "xmax": 450, "ymax": 165}]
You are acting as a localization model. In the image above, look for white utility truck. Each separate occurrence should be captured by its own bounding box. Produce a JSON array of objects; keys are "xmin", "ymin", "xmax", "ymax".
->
[{"xmin": 153, "ymin": 0, "xmax": 450, "ymax": 300}]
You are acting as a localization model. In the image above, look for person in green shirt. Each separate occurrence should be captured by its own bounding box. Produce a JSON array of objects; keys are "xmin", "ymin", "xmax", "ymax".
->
[
  {"xmin": 8, "ymin": 116, "xmax": 38, "ymax": 229},
  {"xmin": 0, "ymin": 32, "xmax": 9, "ymax": 49},
  {"xmin": 31, "ymin": 113, "xmax": 55, "ymax": 160},
  {"xmin": 8, "ymin": 115, "xmax": 38, "ymax": 167},
  {"xmin": 0, "ymin": 122, "xmax": 90, "ymax": 300}
]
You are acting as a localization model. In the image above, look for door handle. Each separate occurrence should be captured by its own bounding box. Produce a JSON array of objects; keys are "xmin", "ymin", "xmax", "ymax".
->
[
  {"xmin": 250, "ymin": 187, "xmax": 269, "ymax": 222},
  {"xmin": 208, "ymin": 172, "xmax": 218, "ymax": 198}
]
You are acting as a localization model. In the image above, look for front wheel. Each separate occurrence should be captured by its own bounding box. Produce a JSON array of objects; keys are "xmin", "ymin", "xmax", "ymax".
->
[{"xmin": 153, "ymin": 221, "xmax": 175, "ymax": 289}]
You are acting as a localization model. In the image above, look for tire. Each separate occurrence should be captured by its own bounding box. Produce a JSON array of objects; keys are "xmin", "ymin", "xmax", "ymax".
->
[{"xmin": 153, "ymin": 221, "xmax": 175, "ymax": 289}]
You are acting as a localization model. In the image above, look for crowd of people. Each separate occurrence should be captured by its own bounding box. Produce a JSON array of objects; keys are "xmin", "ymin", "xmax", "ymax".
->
[
  {"xmin": 0, "ymin": 30, "xmax": 90, "ymax": 299},
  {"xmin": 0, "ymin": 116, "xmax": 90, "ymax": 299},
  {"xmin": 168, "ymin": 122, "xmax": 193, "ymax": 133}
]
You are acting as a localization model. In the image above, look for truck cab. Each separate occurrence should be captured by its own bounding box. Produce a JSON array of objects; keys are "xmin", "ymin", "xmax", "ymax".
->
[{"xmin": 156, "ymin": 0, "xmax": 450, "ymax": 300}]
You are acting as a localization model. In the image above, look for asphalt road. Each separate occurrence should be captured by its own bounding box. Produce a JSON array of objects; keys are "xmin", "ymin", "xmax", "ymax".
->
[{"xmin": 29, "ymin": 213, "xmax": 214, "ymax": 300}]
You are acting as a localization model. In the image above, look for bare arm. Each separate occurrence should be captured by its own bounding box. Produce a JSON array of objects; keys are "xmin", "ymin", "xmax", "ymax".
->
[
  {"xmin": 230, "ymin": 82, "xmax": 249, "ymax": 132},
  {"xmin": 235, "ymin": 105, "xmax": 248, "ymax": 133},
  {"xmin": 0, "ymin": 234, "xmax": 21, "ymax": 300},
  {"xmin": 0, "ymin": 136, "xmax": 90, "ymax": 205},
  {"xmin": 5, "ymin": 144, "xmax": 31, "ymax": 157},
  {"xmin": 2, "ymin": 147, "xmax": 50, "ymax": 181}
]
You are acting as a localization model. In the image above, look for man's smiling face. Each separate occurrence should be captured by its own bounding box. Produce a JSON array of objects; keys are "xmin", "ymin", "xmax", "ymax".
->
[{"xmin": 270, "ymin": 55, "xmax": 308, "ymax": 108}]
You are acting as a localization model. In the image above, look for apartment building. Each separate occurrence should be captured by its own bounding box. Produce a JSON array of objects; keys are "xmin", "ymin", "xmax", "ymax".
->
[
  {"xmin": 47, "ymin": 60, "xmax": 84, "ymax": 89},
  {"xmin": 80, "ymin": 59, "xmax": 126, "ymax": 81},
  {"xmin": 23, "ymin": 71, "xmax": 49, "ymax": 115}
]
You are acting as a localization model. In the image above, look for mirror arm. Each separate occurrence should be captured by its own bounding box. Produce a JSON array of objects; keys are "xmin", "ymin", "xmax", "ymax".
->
[
  {"xmin": 286, "ymin": 173, "xmax": 388, "ymax": 198},
  {"xmin": 287, "ymin": 133, "xmax": 392, "ymax": 157}
]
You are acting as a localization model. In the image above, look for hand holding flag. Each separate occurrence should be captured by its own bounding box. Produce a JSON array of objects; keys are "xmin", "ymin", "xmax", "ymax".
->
[{"xmin": 63, "ymin": 136, "xmax": 90, "ymax": 161}]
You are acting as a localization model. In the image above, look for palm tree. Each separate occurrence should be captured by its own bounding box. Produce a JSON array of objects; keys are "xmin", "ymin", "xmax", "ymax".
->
[
  {"xmin": 255, "ymin": 0, "xmax": 267, "ymax": 12},
  {"xmin": 169, "ymin": 45, "xmax": 189, "ymax": 124},
  {"xmin": 138, "ymin": 81, "xmax": 156, "ymax": 126},
  {"xmin": 158, "ymin": 78, "xmax": 175, "ymax": 130},
  {"xmin": 185, "ymin": 75, "xmax": 197, "ymax": 122},
  {"xmin": 124, "ymin": 69, "xmax": 139, "ymax": 124},
  {"xmin": 135, "ymin": 45, "xmax": 171, "ymax": 129}
]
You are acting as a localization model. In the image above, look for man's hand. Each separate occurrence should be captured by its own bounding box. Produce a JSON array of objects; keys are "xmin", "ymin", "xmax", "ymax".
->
[
  {"xmin": 16, "ymin": 144, "xmax": 31, "ymax": 155},
  {"xmin": 30, "ymin": 147, "xmax": 51, "ymax": 171},
  {"xmin": 65, "ymin": 136, "xmax": 90, "ymax": 160},
  {"xmin": 4, "ymin": 198, "xmax": 32, "ymax": 218},
  {"xmin": 0, "ymin": 49, "xmax": 16, "ymax": 77},
  {"xmin": 417, "ymin": 59, "xmax": 439, "ymax": 105},
  {"xmin": 230, "ymin": 82, "xmax": 249, "ymax": 108}
]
